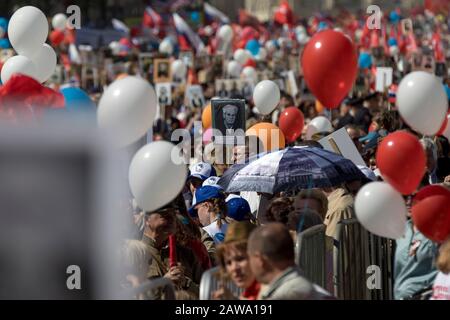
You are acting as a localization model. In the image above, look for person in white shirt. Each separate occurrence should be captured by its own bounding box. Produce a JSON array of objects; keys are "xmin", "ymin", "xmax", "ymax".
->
[{"xmin": 431, "ymin": 238, "xmax": 450, "ymax": 300}]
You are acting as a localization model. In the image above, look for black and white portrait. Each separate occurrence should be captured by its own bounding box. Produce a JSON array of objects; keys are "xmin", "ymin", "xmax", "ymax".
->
[
  {"xmin": 179, "ymin": 51, "xmax": 194, "ymax": 68},
  {"xmin": 186, "ymin": 85, "xmax": 205, "ymax": 109},
  {"xmin": 212, "ymin": 99, "xmax": 246, "ymax": 145},
  {"xmin": 156, "ymin": 83, "xmax": 172, "ymax": 107}
]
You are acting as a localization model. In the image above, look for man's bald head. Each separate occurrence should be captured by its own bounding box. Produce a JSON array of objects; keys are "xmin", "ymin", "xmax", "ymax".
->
[{"xmin": 248, "ymin": 223, "xmax": 295, "ymax": 262}]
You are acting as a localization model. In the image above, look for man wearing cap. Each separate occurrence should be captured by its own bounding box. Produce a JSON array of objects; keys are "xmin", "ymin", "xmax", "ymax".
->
[
  {"xmin": 186, "ymin": 162, "xmax": 217, "ymax": 208},
  {"xmin": 141, "ymin": 201, "xmax": 204, "ymax": 299}
]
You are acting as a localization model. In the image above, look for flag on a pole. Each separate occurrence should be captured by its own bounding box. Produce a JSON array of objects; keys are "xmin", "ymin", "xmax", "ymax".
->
[
  {"xmin": 173, "ymin": 13, "xmax": 205, "ymax": 53},
  {"xmin": 112, "ymin": 18, "xmax": 130, "ymax": 34},
  {"xmin": 204, "ymin": 3, "xmax": 230, "ymax": 24},
  {"xmin": 143, "ymin": 6, "xmax": 162, "ymax": 29}
]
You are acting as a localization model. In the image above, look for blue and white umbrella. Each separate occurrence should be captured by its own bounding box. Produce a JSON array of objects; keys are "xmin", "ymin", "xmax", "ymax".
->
[{"xmin": 218, "ymin": 147, "xmax": 366, "ymax": 194}]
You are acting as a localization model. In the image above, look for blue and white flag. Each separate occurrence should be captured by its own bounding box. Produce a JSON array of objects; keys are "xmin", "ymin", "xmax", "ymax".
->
[
  {"xmin": 112, "ymin": 18, "xmax": 130, "ymax": 34},
  {"xmin": 204, "ymin": 3, "xmax": 230, "ymax": 24},
  {"xmin": 173, "ymin": 13, "xmax": 205, "ymax": 53}
]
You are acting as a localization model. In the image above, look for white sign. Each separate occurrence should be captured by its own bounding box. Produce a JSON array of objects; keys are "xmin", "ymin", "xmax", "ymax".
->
[
  {"xmin": 319, "ymin": 127, "xmax": 366, "ymax": 167},
  {"xmin": 376, "ymin": 67, "xmax": 393, "ymax": 92}
]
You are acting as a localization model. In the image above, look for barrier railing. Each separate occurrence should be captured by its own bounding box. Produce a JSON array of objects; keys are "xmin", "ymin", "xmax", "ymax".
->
[
  {"xmin": 333, "ymin": 218, "xmax": 395, "ymax": 300},
  {"xmin": 295, "ymin": 224, "xmax": 327, "ymax": 289},
  {"xmin": 199, "ymin": 266, "xmax": 243, "ymax": 300}
]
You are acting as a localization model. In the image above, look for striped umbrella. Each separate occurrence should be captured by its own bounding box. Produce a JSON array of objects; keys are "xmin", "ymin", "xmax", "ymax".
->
[{"xmin": 218, "ymin": 147, "xmax": 366, "ymax": 194}]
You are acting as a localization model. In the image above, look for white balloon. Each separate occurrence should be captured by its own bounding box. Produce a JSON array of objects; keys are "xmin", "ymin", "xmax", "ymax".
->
[
  {"xmin": 227, "ymin": 60, "xmax": 242, "ymax": 78},
  {"xmin": 159, "ymin": 39, "xmax": 173, "ymax": 55},
  {"xmin": 265, "ymin": 41, "xmax": 277, "ymax": 52},
  {"xmin": 305, "ymin": 116, "xmax": 333, "ymax": 139},
  {"xmin": 389, "ymin": 45, "xmax": 399, "ymax": 56},
  {"xmin": 30, "ymin": 44, "xmax": 57, "ymax": 83},
  {"xmin": 8, "ymin": 6, "xmax": 49, "ymax": 57},
  {"xmin": 355, "ymin": 182, "xmax": 407, "ymax": 239},
  {"xmin": 295, "ymin": 25, "xmax": 306, "ymax": 35},
  {"xmin": 253, "ymin": 80, "xmax": 280, "ymax": 115},
  {"xmin": 218, "ymin": 25, "xmax": 233, "ymax": 42},
  {"xmin": 297, "ymin": 33, "xmax": 310, "ymax": 45},
  {"xmin": 129, "ymin": 141, "xmax": 187, "ymax": 212},
  {"xmin": 204, "ymin": 25, "xmax": 213, "ymax": 37},
  {"xmin": 256, "ymin": 47, "xmax": 267, "ymax": 60},
  {"xmin": 233, "ymin": 49, "xmax": 249, "ymax": 65},
  {"xmin": 1, "ymin": 55, "xmax": 38, "ymax": 83},
  {"xmin": 397, "ymin": 71, "xmax": 448, "ymax": 135},
  {"xmin": 171, "ymin": 59, "xmax": 187, "ymax": 79},
  {"xmin": 97, "ymin": 76, "xmax": 157, "ymax": 147},
  {"xmin": 109, "ymin": 41, "xmax": 121, "ymax": 55},
  {"xmin": 242, "ymin": 66, "xmax": 257, "ymax": 82},
  {"xmin": 52, "ymin": 13, "xmax": 67, "ymax": 31},
  {"xmin": 441, "ymin": 113, "xmax": 450, "ymax": 140}
]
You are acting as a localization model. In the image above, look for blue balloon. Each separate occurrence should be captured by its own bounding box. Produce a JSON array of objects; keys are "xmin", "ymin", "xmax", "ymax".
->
[
  {"xmin": 388, "ymin": 37, "xmax": 398, "ymax": 47},
  {"xmin": 318, "ymin": 21, "xmax": 328, "ymax": 31},
  {"xmin": 358, "ymin": 52, "xmax": 372, "ymax": 69},
  {"xmin": 190, "ymin": 11, "xmax": 200, "ymax": 23},
  {"xmin": 61, "ymin": 87, "xmax": 96, "ymax": 113},
  {"xmin": 0, "ymin": 38, "xmax": 10, "ymax": 49},
  {"xmin": 245, "ymin": 39, "xmax": 260, "ymax": 56},
  {"xmin": 0, "ymin": 17, "xmax": 8, "ymax": 32},
  {"xmin": 389, "ymin": 11, "xmax": 400, "ymax": 24}
]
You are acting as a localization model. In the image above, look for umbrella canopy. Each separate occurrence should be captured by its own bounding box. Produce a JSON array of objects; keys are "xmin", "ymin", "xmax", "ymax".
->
[{"xmin": 218, "ymin": 146, "xmax": 366, "ymax": 194}]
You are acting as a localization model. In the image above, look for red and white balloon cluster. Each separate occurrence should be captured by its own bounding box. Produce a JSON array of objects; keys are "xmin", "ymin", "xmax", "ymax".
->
[
  {"xmin": 355, "ymin": 71, "xmax": 450, "ymax": 242},
  {"xmin": 1, "ymin": 6, "xmax": 56, "ymax": 84}
]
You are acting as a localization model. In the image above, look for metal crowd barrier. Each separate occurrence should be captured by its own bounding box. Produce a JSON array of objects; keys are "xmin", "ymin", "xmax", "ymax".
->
[
  {"xmin": 295, "ymin": 224, "xmax": 327, "ymax": 289},
  {"xmin": 199, "ymin": 266, "xmax": 243, "ymax": 300},
  {"xmin": 333, "ymin": 218, "xmax": 395, "ymax": 300}
]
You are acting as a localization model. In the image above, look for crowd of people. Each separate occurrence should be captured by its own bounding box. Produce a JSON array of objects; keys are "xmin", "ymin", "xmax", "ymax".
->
[
  {"xmin": 1, "ymin": 1, "xmax": 449, "ymax": 300},
  {"xmin": 108, "ymin": 2, "xmax": 450, "ymax": 301}
]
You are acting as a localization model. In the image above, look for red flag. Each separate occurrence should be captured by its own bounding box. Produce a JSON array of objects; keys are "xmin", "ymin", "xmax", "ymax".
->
[
  {"xmin": 169, "ymin": 235, "xmax": 177, "ymax": 268},
  {"xmin": 0, "ymin": 74, "xmax": 64, "ymax": 122},
  {"xmin": 432, "ymin": 30, "xmax": 445, "ymax": 62},
  {"xmin": 274, "ymin": 0, "xmax": 294, "ymax": 26},
  {"xmin": 143, "ymin": 6, "xmax": 162, "ymax": 29}
]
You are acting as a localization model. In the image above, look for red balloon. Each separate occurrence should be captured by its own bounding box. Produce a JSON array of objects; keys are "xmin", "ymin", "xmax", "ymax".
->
[
  {"xmin": 243, "ymin": 59, "xmax": 257, "ymax": 68},
  {"xmin": 278, "ymin": 107, "xmax": 305, "ymax": 143},
  {"xmin": 412, "ymin": 195, "xmax": 450, "ymax": 243},
  {"xmin": 413, "ymin": 185, "xmax": 450, "ymax": 203},
  {"xmin": 49, "ymin": 30, "xmax": 65, "ymax": 46},
  {"xmin": 376, "ymin": 131, "xmax": 426, "ymax": 195},
  {"xmin": 437, "ymin": 111, "xmax": 449, "ymax": 136},
  {"xmin": 301, "ymin": 30, "xmax": 358, "ymax": 109}
]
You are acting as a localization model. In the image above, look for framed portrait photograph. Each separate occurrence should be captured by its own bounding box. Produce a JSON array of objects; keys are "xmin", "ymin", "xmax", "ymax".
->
[
  {"xmin": 185, "ymin": 85, "xmax": 205, "ymax": 109},
  {"xmin": 156, "ymin": 83, "xmax": 172, "ymax": 107},
  {"xmin": 138, "ymin": 53, "xmax": 154, "ymax": 80},
  {"xmin": 211, "ymin": 99, "xmax": 246, "ymax": 145},
  {"xmin": 153, "ymin": 58, "xmax": 171, "ymax": 83},
  {"xmin": 215, "ymin": 79, "xmax": 229, "ymax": 98}
]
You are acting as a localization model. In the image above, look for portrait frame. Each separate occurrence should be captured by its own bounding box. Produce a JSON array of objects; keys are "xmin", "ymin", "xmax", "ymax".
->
[
  {"xmin": 153, "ymin": 58, "xmax": 171, "ymax": 83},
  {"xmin": 211, "ymin": 99, "xmax": 246, "ymax": 145},
  {"xmin": 138, "ymin": 53, "xmax": 155, "ymax": 80},
  {"xmin": 185, "ymin": 85, "xmax": 205, "ymax": 109}
]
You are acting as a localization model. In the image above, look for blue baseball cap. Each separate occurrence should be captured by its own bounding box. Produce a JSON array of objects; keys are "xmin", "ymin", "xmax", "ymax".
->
[
  {"xmin": 188, "ymin": 162, "xmax": 217, "ymax": 181},
  {"xmin": 226, "ymin": 197, "xmax": 252, "ymax": 221},
  {"xmin": 189, "ymin": 186, "xmax": 224, "ymax": 217},
  {"xmin": 202, "ymin": 176, "xmax": 223, "ymax": 190}
]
